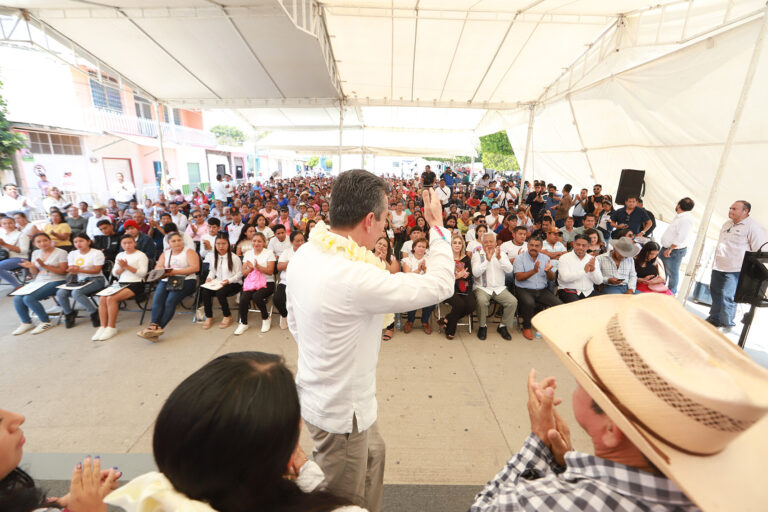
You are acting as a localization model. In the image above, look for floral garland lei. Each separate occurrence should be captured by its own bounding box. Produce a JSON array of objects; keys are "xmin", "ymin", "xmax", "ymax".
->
[{"xmin": 310, "ymin": 221, "xmax": 394, "ymax": 328}]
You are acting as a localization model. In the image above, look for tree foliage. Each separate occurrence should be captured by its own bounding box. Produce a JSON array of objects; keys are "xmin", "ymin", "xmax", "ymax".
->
[
  {"xmin": 306, "ymin": 156, "xmax": 320, "ymax": 168},
  {"xmin": 0, "ymin": 82, "xmax": 26, "ymax": 171},
  {"xmin": 210, "ymin": 125, "xmax": 247, "ymax": 146},
  {"xmin": 479, "ymin": 130, "xmax": 519, "ymax": 172}
]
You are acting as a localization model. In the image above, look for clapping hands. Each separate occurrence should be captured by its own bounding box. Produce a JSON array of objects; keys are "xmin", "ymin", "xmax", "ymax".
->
[
  {"xmin": 50, "ymin": 456, "xmax": 121, "ymax": 512},
  {"xmin": 527, "ymin": 369, "xmax": 572, "ymax": 466}
]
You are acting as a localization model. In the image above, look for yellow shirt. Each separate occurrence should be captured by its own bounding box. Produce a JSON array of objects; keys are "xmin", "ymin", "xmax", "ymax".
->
[{"xmin": 44, "ymin": 222, "xmax": 72, "ymax": 247}]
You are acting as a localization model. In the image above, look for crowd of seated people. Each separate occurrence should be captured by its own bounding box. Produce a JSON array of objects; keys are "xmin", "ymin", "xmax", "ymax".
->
[{"xmin": 0, "ymin": 170, "xmax": 680, "ymax": 344}]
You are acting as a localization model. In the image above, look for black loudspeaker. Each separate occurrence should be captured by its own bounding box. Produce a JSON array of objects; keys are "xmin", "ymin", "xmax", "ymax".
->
[{"xmin": 615, "ymin": 169, "xmax": 645, "ymax": 205}]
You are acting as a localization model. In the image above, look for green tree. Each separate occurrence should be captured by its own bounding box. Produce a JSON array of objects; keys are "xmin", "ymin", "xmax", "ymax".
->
[
  {"xmin": 478, "ymin": 130, "xmax": 519, "ymax": 172},
  {"xmin": 307, "ymin": 156, "xmax": 320, "ymax": 168},
  {"xmin": 0, "ymin": 81, "xmax": 26, "ymax": 171},
  {"xmin": 210, "ymin": 125, "xmax": 247, "ymax": 146}
]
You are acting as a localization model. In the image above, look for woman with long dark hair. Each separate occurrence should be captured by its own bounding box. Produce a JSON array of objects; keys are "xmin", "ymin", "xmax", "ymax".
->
[
  {"xmin": 107, "ymin": 353, "xmax": 359, "ymax": 512},
  {"xmin": 55, "ymin": 232, "xmax": 106, "ymax": 329},
  {"xmin": 438, "ymin": 235, "xmax": 475, "ymax": 340},
  {"xmin": 201, "ymin": 234, "xmax": 242, "ymax": 329},
  {"xmin": 635, "ymin": 241, "xmax": 673, "ymax": 295}
]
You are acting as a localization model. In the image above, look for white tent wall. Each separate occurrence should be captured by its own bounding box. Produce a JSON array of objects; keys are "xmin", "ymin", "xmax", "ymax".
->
[{"xmin": 497, "ymin": 15, "xmax": 768, "ymax": 234}]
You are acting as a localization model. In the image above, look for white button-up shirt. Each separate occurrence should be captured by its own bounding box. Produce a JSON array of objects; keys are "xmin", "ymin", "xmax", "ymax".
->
[
  {"xmin": 472, "ymin": 249, "xmax": 515, "ymax": 294},
  {"xmin": 287, "ymin": 227, "xmax": 454, "ymax": 434},
  {"xmin": 557, "ymin": 251, "xmax": 603, "ymax": 296},
  {"xmin": 713, "ymin": 216, "xmax": 768, "ymax": 272},
  {"xmin": 660, "ymin": 211, "xmax": 694, "ymax": 249}
]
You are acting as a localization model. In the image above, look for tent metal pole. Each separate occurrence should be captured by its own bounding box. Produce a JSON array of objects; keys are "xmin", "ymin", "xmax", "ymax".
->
[
  {"xmin": 678, "ymin": 6, "xmax": 768, "ymax": 305},
  {"xmin": 338, "ymin": 100, "xmax": 343, "ymax": 175},
  {"xmin": 154, "ymin": 102, "xmax": 168, "ymax": 196},
  {"xmin": 567, "ymin": 94, "xmax": 597, "ymax": 183},
  {"xmin": 520, "ymin": 103, "xmax": 535, "ymax": 192}
]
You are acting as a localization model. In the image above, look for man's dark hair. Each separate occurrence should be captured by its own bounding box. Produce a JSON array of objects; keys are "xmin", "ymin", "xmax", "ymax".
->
[
  {"xmin": 12, "ymin": 212, "xmax": 27, "ymax": 219},
  {"xmin": 207, "ymin": 217, "xmax": 221, "ymax": 227},
  {"xmin": 329, "ymin": 170, "xmax": 387, "ymax": 229},
  {"xmin": 96, "ymin": 219, "xmax": 112, "ymax": 228},
  {"xmin": 272, "ymin": 224, "xmax": 286, "ymax": 233},
  {"xmin": 737, "ymin": 200, "xmax": 752, "ymax": 213},
  {"xmin": 625, "ymin": 195, "xmax": 640, "ymax": 202},
  {"xmin": 513, "ymin": 226, "xmax": 528, "ymax": 234},
  {"xmin": 3, "ymin": 183, "xmax": 17, "ymax": 191},
  {"xmin": 163, "ymin": 222, "xmax": 179, "ymax": 233},
  {"xmin": 584, "ymin": 213, "xmax": 597, "ymax": 221},
  {"xmin": 160, "ymin": 213, "xmax": 172, "ymax": 221},
  {"xmin": 573, "ymin": 234, "xmax": 590, "ymax": 243},
  {"xmin": 678, "ymin": 197, "xmax": 695, "ymax": 212}
]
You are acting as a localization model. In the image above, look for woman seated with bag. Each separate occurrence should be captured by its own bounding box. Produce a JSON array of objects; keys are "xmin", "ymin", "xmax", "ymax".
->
[
  {"xmin": 93, "ymin": 235, "xmax": 149, "ymax": 341},
  {"xmin": 201, "ymin": 234, "xmax": 242, "ymax": 330},
  {"xmin": 56, "ymin": 233, "xmax": 107, "ymax": 329},
  {"xmin": 137, "ymin": 232, "xmax": 199, "ymax": 341},
  {"xmin": 12, "ymin": 233, "xmax": 68, "ymax": 335},
  {"xmin": 402, "ymin": 238, "xmax": 435, "ymax": 334},
  {"xmin": 105, "ymin": 352, "xmax": 361, "ymax": 512},
  {"xmin": 273, "ymin": 231, "xmax": 305, "ymax": 331},
  {"xmin": 635, "ymin": 241, "xmax": 673, "ymax": 295},
  {"xmin": 236, "ymin": 232, "xmax": 276, "ymax": 335}
]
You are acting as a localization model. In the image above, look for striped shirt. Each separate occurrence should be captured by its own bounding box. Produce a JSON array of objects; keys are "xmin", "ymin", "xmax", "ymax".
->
[{"xmin": 597, "ymin": 251, "xmax": 637, "ymax": 291}]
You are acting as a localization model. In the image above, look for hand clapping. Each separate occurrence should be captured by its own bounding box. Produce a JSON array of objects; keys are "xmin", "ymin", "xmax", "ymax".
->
[
  {"xmin": 56, "ymin": 456, "xmax": 121, "ymax": 512},
  {"xmin": 527, "ymin": 369, "xmax": 572, "ymax": 466}
]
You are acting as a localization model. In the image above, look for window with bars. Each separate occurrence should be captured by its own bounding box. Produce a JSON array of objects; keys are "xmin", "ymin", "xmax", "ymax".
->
[
  {"xmin": 89, "ymin": 78, "xmax": 123, "ymax": 111},
  {"xmin": 28, "ymin": 132, "xmax": 83, "ymax": 155},
  {"xmin": 173, "ymin": 108, "xmax": 182, "ymax": 126}
]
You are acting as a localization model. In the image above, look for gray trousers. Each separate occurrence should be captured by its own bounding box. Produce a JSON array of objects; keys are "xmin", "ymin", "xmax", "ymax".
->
[
  {"xmin": 474, "ymin": 288, "xmax": 518, "ymax": 328},
  {"xmin": 305, "ymin": 415, "xmax": 386, "ymax": 512}
]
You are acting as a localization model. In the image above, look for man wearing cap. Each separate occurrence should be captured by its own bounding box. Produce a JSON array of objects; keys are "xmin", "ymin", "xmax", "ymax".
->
[
  {"xmin": 706, "ymin": 200, "xmax": 768, "ymax": 329},
  {"xmin": 513, "ymin": 237, "xmax": 562, "ymax": 340},
  {"xmin": 557, "ymin": 234, "xmax": 602, "ymax": 302},
  {"xmin": 596, "ymin": 237, "xmax": 639, "ymax": 294},
  {"xmin": 86, "ymin": 205, "xmax": 112, "ymax": 240},
  {"xmin": 469, "ymin": 291, "xmax": 768, "ymax": 511},
  {"xmin": 486, "ymin": 204, "xmax": 502, "ymax": 232}
]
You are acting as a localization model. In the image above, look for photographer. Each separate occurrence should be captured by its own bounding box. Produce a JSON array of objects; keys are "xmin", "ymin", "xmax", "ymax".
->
[{"xmin": 525, "ymin": 181, "xmax": 546, "ymax": 219}]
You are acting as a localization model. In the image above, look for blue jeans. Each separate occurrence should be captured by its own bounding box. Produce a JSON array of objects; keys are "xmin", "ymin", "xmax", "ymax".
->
[
  {"xmin": 407, "ymin": 305, "xmax": 435, "ymax": 324},
  {"xmin": 151, "ymin": 279, "xmax": 197, "ymax": 328},
  {"xmin": 56, "ymin": 277, "xmax": 106, "ymax": 315},
  {"xmin": 0, "ymin": 258, "xmax": 27, "ymax": 286},
  {"xmin": 659, "ymin": 247, "xmax": 686, "ymax": 295},
  {"xmin": 707, "ymin": 270, "xmax": 739, "ymax": 327},
  {"xmin": 602, "ymin": 284, "xmax": 628, "ymax": 295},
  {"xmin": 13, "ymin": 280, "xmax": 65, "ymax": 323}
]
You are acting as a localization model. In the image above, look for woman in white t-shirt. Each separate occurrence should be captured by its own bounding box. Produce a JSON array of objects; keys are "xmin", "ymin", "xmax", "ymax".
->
[
  {"xmin": 466, "ymin": 225, "xmax": 487, "ymax": 258},
  {"xmin": 12, "ymin": 233, "xmax": 68, "ymax": 335},
  {"xmin": 253, "ymin": 214, "xmax": 274, "ymax": 242},
  {"xmin": 273, "ymin": 231, "xmax": 305, "ymax": 330},
  {"xmin": 55, "ymin": 233, "xmax": 106, "ymax": 329},
  {"xmin": 236, "ymin": 232, "xmax": 276, "ymax": 335},
  {"xmin": 138, "ymin": 232, "xmax": 200, "ymax": 341},
  {"xmin": 402, "ymin": 238, "xmax": 436, "ymax": 334},
  {"xmin": 201, "ymin": 234, "xmax": 243, "ymax": 330},
  {"xmin": 93, "ymin": 235, "xmax": 149, "ymax": 342},
  {"xmin": 0, "ymin": 216, "xmax": 30, "ymax": 287}
]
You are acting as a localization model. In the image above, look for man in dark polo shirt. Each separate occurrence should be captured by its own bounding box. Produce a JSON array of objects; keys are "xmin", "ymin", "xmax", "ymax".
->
[{"xmin": 610, "ymin": 195, "xmax": 652, "ymax": 237}]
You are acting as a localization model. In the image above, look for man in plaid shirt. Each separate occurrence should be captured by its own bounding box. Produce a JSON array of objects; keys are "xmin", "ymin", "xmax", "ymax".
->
[{"xmin": 468, "ymin": 369, "xmax": 698, "ymax": 512}]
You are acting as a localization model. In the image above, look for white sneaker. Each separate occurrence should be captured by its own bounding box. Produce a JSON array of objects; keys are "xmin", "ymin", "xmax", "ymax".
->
[
  {"xmin": 100, "ymin": 327, "xmax": 118, "ymax": 341},
  {"xmin": 12, "ymin": 323, "xmax": 33, "ymax": 336},
  {"xmin": 261, "ymin": 317, "xmax": 272, "ymax": 333},
  {"xmin": 91, "ymin": 327, "xmax": 106, "ymax": 341},
  {"xmin": 31, "ymin": 322, "xmax": 54, "ymax": 335},
  {"xmin": 279, "ymin": 316, "xmax": 288, "ymax": 330},
  {"xmin": 234, "ymin": 323, "xmax": 249, "ymax": 336}
]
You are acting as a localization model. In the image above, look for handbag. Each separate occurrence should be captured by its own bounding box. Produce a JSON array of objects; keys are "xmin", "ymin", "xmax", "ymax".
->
[
  {"xmin": 243, "ymin": 268, "xmax": 266, "ymax": 292},
  {"xmin": 164, "ymin": 250, "xmax": 186, "ymax": 291}
]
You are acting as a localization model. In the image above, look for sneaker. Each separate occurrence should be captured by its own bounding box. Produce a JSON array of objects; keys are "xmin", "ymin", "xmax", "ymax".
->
[
  {"xmin": 31, "ymin": 322, "xmax": 54, "ymax": 335},
  {"xmin": 234, "ymin": 323, "xmax": 249, "ymax": 336},
  {"xmin": 100, "ymin": 327, "xmax": 118, "ymax": 341},
  {"xmin": 280, "ymin": 316, "xmax": 288, "ymax": 330},
  {"xmin": 90, "ymin": 311, "xmax": 100, "ymax": 328},
  {"xmin": 261, "ymin": 317, "xmax": 272, "ymax": 333},
  {"xmin": 91, "ymin": 327, "xmax": 106, "ymax": 341},
  {"xmin": 12, "ymin": 323, "xmax": 34, "ymax": 336}
]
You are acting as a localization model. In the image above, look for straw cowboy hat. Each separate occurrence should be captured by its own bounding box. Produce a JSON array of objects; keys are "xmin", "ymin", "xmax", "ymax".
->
[
  {"xmin": 533, "ymin": 294, "xmax": 768, "ymax": 511},
  {"xmin": 612, "ymin": 237, "xmax": 640, "ymax": 258}
]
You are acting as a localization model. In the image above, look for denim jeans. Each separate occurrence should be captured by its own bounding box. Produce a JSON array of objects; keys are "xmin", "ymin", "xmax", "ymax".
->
[
  {"xmin": 707, "ymin": 270, "xmax": 739, "ymax": 327},
  {"xmin": 407, "ymin": 305, "xmax": 435, "ymax": 324},
  {"xmin": 13, "ymin": 280, "xmax": 65, "ymax": 323},
  {"xmin": 658, "ymin": 247, "xmax": 687, "ymax": 295},
  {"xmin": 602, "ymin": 284, "xmax": 629, "ymax": 295},
  {"xmin": 0, "ymin": 258, "xmax": 27, "ymax": 286},
  {"xmin": 151, "ymin": 279, "xmax": 197, "ymax": 328},
  {"xmin": 56, "ymin": 276, "xmax": 106, "ymax": 315}
]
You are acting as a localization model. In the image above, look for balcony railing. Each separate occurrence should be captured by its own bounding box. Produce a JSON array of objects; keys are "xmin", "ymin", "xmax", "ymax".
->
[{"xmin": 85, "ymin": 108, "xmax": 218, "ymax": 147}]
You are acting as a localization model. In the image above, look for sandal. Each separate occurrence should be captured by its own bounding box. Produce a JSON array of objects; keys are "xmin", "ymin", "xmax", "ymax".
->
[
  {"xmin": 382, "ymin": 329, "xmax": 394, "ymax": 341},
  {"xmin": 137, "ymin": 323, "xmax": 163, "ymax": 341},
  {"xmin": 219, "ymin": 316, "xmax": 233, "ymax": 329}
]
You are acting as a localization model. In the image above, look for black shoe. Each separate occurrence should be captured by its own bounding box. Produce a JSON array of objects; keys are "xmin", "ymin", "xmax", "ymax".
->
[
  {"xmin": 90, "ymin": 311, "xmax": 100, "ymax": 328},
  {"xmin": 477, "ymin": 326, "xmax": 487, "ymax": 340},
  {"xmin": 64, "ymin": 312, "xmax": 76, "ymax": 329},
  {"xmin": 497, "ymin": 326, "xmax": 511, "ymax": 340}
]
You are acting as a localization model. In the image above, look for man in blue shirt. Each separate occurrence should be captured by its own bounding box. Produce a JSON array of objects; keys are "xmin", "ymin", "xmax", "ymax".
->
[
  {"xmin": 441, "ymin": 167, "xmax": 455, "ymax": 188},
  {"xmin": 610, "ymin": 195, "xmax": 652, "ymax": 236},
  {"xmin": 544, "ymin": 184, "xmax": 561, "ymax": 219},
  {"xmin": 513, "ymin": 237, "xmax": 562, "ymax": 339}
]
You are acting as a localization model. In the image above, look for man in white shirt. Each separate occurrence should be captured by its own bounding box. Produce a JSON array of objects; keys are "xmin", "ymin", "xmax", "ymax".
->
[
  {"xmin": 211, "ymin": 175, "xmax": 228, "ymax": 203},
  {"xmin": 435, "ymin": 178, "xmax": 451, "ymax": 207},
  {"xmin": 287, "ymin": 170, "xmax": 453, "ymax": 512},
  {"xmin": 659, "ymin": 197, "xmax": 695, "ymax": 295},
  {"xmin": 706, "ymin": 200, "xmax": 767, "ymax": 329},
  {"xmin": 472, "ymin": 231, "xmax": 517, "ymax": 341},
  {"xmin": 168, "ymin": 202, "xmax": 188, "ymax": 232},
  {"xmin": 111, "ymin": 172, "xmax": 136, "ymax": 210},
  {"xmin": 223, "ymin": 174, "xmax": 234, "ymax": 202},
  {"xmin": 485, "ymin": 204, "xmax": 502, "ymax": 232},
  {"xmin": 557, "ymin": 234, "xmax": 603, "ymax": 302},
  {"xmin": 86, "ymin": 205, "xmax": 112, "ymax": 239},
  {"xmin": 267, "ymin": 224, "xmax": 290, "ymax": 258},
  {"xmin": 226, "ymin": 209, "xmax": 244, "ymax": 246},
  {"xmin": 0, "ymin": 184, "xmax": 32, "ymax": 215}
]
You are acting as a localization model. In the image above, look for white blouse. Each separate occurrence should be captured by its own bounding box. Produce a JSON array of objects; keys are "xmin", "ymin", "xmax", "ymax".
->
[
  {"xmin": 113, "ymin": 250, "xmax": 149, "ymax": 283},
  {"xmin": 162, "ymin": 248, "xmax": 197, "ymax": 281},
  {"xmin": 1, "ymin": 229, "xmax": 29, "ymax": 258},
  {"xmin": 205, "ymin": 251, "xmax": 243, "ymax": 284},
  {"xmin": 31, "ymin": 248, "xmax": 67, "ymax": 283},
  {"xmin": 243, "ymin": 248, "xmax": 277, "ymax": 283},
  {"xmin": 68, "ymin": 248, "xmax": 105, "ymax": 280}
]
